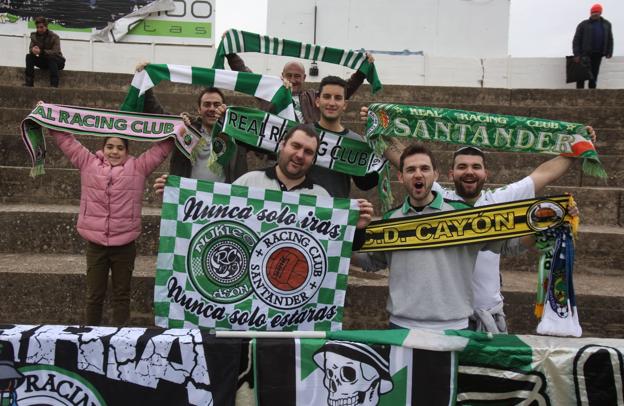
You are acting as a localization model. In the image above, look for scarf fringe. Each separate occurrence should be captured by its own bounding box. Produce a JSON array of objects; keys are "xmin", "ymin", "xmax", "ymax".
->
[
  {"xmin": 582, "ymin": 159, "xmax": 608, "ymax": 179},
  {"xmin": 29, "ymin": 164, "xmax": 45, "ymax": 178}
]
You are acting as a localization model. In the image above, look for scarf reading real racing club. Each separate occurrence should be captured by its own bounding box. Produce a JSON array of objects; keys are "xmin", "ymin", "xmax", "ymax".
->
[{"xmin": 20, "ymin": 102, "xmax": 203, "ymax": 177}]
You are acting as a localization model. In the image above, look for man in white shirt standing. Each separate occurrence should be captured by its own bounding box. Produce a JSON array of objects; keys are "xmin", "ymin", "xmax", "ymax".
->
[{"xmin": 436, "ymin": 145, "xmax": 588, "ymax": 332}]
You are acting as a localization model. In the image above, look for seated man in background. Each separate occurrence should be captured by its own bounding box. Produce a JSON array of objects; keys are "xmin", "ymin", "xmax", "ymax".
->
[{"xmin": 24, "ymin": 16, "xmax": 65, "ymax": 88}]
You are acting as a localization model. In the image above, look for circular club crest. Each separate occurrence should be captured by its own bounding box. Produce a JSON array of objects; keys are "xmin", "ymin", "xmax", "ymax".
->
[
  {"xmin": 527, "ymin": 200, "xmax": 565, "ymax": 232},
  {"xmin": 16, "ymin": 365, "xmax": 106, "ymax": 406},
  {"xmin": 183, "ymin": 132, "xmax": 193, "ymax": 146},
  {"xmin": 249, "ymin": 228, "xmax": 327, "ymax": 310},
  {"xmin": 212, "ymin": 136, "xmax": 226, "ymax": 155},
  {"xmin": 187, "ymin": 221, "xmax": 258, "ymax": 303}
]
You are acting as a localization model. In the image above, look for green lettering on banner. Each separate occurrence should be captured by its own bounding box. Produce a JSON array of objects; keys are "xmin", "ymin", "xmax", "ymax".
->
[{"xmin": 128, "ymin": 20, "xmax": 212, "ymax": 39}]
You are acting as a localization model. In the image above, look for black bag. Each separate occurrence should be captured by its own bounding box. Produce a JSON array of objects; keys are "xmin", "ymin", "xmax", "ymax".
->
[{"xmin": 566, "ymin": 55, "xmax": 593, "ymax": 83}]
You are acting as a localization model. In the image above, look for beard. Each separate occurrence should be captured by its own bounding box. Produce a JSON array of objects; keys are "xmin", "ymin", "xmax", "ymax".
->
[
  {"xmin": 454, "ymin": 176, "xmax": 486, "ymax": 199},
  {"xmin": 277, "ymin": 155, "xmax": 306, "ymax": 180}
]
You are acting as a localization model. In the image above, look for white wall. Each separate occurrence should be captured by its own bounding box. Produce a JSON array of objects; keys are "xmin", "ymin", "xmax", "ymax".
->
[
  {"xmin": 3, "ymin": 34, "xmax": 623, "ymax": 88},
  {"xmin": 265, "ymin": 0, "xmax": 511, "ymax": 58}
]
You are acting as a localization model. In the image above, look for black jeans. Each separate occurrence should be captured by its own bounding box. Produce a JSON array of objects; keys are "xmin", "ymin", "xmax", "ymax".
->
[
  {"xmin": 25, "ymin": 53, "xmax": 65, "ymax": 86},
  {"xmin": 576, "ymin": 53, "xmax": 603, "ymax": 89}
]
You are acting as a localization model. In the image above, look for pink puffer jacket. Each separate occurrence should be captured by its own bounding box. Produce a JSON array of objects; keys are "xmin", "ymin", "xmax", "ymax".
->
[{"xmin": 52, "ymin": 130, "xmax": 173, "ymax": 246}]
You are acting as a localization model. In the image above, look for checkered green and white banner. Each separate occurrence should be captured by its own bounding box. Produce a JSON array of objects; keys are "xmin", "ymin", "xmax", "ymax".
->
[{"xmin": 155, "ymin": 175, "xmax": 360, "ymax": 331}]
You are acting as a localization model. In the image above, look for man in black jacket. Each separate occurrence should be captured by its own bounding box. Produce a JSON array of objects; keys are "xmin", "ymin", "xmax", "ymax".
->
[
  {"xmin": 573, "ymin": 3, "xmax": 614, "ymax": 89},
  {"xmin": 24, "ymin": 16, "xmax": 66, "ymax": 87}
]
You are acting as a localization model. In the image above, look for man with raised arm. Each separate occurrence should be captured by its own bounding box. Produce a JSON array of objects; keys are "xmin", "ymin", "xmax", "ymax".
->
[{"xmin": 225, "ymin": 52, "xmax": 374, "ymax": 123}]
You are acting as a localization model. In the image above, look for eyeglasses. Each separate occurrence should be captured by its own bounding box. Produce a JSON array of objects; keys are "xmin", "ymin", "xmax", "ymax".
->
[{"xmin": 36, "ymin": 24, "xmax": 46, "ymax": 28}]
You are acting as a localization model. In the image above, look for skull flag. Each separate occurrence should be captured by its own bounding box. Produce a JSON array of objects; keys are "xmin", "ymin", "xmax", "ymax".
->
[{"xmin": 254, "ymin": 338, "xmax": 457, "ymax": 406}]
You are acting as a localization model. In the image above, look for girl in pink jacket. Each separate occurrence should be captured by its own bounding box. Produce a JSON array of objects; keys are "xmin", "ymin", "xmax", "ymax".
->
[{"xmin": 52, "ymin": 130, "xmax": 173, "ymax": 326}]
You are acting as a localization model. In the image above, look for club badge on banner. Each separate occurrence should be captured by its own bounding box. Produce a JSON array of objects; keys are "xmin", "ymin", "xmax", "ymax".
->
[{"xmin": 154, "ymin": 175, "xmax": 360, "ymax": 331}]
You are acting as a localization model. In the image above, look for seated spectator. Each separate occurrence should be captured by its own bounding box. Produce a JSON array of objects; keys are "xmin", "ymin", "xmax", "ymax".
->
[{"xmin": 24, "ymin": 16, "xmax": 66, "ymax": 88}]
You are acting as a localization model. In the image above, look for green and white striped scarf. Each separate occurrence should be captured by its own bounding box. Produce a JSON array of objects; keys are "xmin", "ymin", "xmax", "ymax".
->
[
  {"xmin": 214, "ymin": 29, "xmax": 382, "ymax": 93},
  {"xmin": 366, "ymin": 103, "xmax": 607, "ymax": 178},
  {"xmin": 120, "ymin": 63, "xmax": 295, "ymax": 120},
  {"xmin": 221, "ymin": 106, "xmax": 386, "ymax": 177}
]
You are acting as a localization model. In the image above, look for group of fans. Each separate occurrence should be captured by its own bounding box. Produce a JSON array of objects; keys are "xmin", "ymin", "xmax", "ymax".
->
[
  {"xmin": 143, "ymin": 51, "xmax": 590, "ymax": 333},
  {"xmin": 29, "ymin": 11, "xmax": 593, "ymax": 331}
]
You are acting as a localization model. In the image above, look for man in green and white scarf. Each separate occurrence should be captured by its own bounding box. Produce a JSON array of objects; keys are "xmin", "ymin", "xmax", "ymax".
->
[
  {"xmin": 308, "ymin": 76, "xmax": 379, "ymax": 199},
  {"xmin": 132, "ymin": 63, "xmax": 248, "ymax": 186},
  {"xmin": 225, "ymin": 48, "xmax": 375, "ymax": 124}
]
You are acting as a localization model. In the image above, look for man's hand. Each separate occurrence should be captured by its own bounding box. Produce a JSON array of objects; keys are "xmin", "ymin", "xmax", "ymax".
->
[
  {"xmin": 586, "ymin": 126, "xmax": 597, "ymax": 143},
  {"xmin": 180, "ymin": 112, "xmax": 193, "ymax": 127},
  {"xmin": 135, "ymin": 61, "xmax": 150, "ymax": 72},
  {"xmin": 32, "ymin": 45, "xmax": 40, "ymax": 56},
  {"xmin": 215, "ymin": 104, "xmax": 228, "ymax": 120},
  {"xmin": 574, "ymin": 56, "xmax": 581, "ymax": 63},
  {"xmin": 365, "ymin": 51, "xmax": 375, "ymax": 64},
  {"xmin": 359, "ymin": 106, "xmax": 369, "ymax": 122},
  {"xmin": 567, "ymin": 198, "xmax": 579, "ymax": 217},
  {"xmin": 281, "ymin": 77, "xmax": 293, "ymax": 91},
  {"xmin": 153, "ymin": 174, "xmax": 168, "ymax": 195},
  {"xmin": 356, "ymin": 199, "xmax": 374, "ymax": 229}
]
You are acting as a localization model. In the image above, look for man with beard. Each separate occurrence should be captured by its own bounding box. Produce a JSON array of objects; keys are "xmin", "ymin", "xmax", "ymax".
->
[
  {"xmin": 433, "ymin": 146, "xmax": 588, "ymax": 332},
  {"xmin": 358, "ymin": 106, "xmax": 592, "ymax": 332},
  {"xmin": 234, "ymin": 124, "xmax": 330, "ymax": 196},
  {"xmin": 235, "ymin": 124, "xmax": 373, "ymax": 232},
  {"xmin": 352, "ymin": 143, "xmax": 502, "ymax": 331}
]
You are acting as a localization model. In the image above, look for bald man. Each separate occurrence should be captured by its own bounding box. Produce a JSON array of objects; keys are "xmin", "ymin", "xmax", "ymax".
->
[{"xmin": 225, "ymin": 52, "xmax": 374, "ymax": 123}]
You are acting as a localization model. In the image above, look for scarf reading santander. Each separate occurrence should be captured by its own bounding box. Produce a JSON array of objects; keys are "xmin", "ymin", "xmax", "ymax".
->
[
  {"xmin": 221, "ymin": 106, "xmax": 387, "ymax": 177},
  {"xmin": 367, "ymin": 104, "xmax": 606, "ymax": 205},
  {"xmin": 213, "ymin": 29, "xmax": 382, "ymax": 93},
  {"xmin": 155, "ymin": 176, "xmax": 360, "ymax": 331},
  {"xmin": 21, "ymin": 102, "xmax": 201, "ymax": 177},
  {"xmin": 120, "ymin": 63, "xmax": 296, "ymax": 120}
]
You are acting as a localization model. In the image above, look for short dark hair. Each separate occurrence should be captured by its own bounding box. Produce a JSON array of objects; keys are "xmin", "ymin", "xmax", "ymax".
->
[
  {"xmin": 196, "ymin": 87, "xmax": 225, "ymax": 106},
  {"xmin": 399, "ymin": 143, "xmax": 437, "ymax": 171},
  {"xmin": 103, "ymin": 137, "xmax": 129, "ymax": 149},
  {"xmin": 281, "ymin": 124, "xmax": 320, "ymax": 154},
  {"xmin": 452, "ymin": 146, "xmax": 486, "ymax": 168},
  {"xmin": 34, "ymin": 16, "xmax": 48, "ymax": 27},
  {"xmin": 318, "ymin": 75, "xmax": 347, "ymax": 96}
]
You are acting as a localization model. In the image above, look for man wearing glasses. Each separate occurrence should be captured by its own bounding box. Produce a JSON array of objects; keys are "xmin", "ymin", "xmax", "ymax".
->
[{"xmin": 24, "ymin": 16, "xmax": 66, "ymax": 88}]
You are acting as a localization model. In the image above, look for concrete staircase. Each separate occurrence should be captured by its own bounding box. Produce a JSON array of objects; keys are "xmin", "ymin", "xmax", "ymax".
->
[{"xmin": 1, "ymin": 66, "xmax": 622, "ymax": 336}]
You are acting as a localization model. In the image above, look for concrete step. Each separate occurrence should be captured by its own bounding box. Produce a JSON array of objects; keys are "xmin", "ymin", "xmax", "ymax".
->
[
  {"xmin": 0, "ymin": 204, "xmax": 622, "ymax": 273},
  {"xmin": 4, "ymin": 84, "xmax": 624, "ymax": 130},
  {"xmin": 3, "ymin": 66, "xmax": 624, "ymax": 108},
  {"xmin": 0, "ymin": 167, "xmax": 165, "ymax": 207},
  {"xmin": 0, "ymin": 253, "xmax": 623, "ymax": 336},
  {"xmin": 3, "ymin": 138, "xmax": 621, "ymax": 187},
  {"xmin": 3, "ymin": 163, "xmax": 623, "ymax": 224}
]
